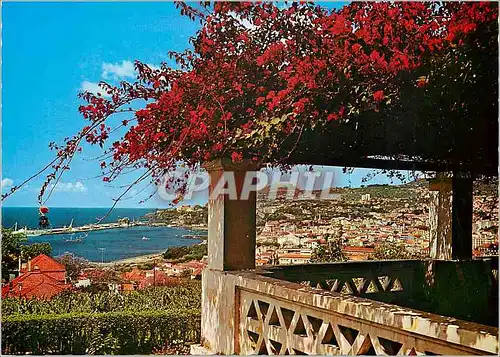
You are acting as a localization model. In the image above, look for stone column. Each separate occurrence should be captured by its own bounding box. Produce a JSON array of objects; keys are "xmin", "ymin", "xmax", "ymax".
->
[
  {"xmin": 203, "ymin": 158, "xmax": 258, "ymax": 271},
  {"xmin": 428, "ymin": 173, "xmax": 473, "ymax": 260},
  {"xmin": 200, "ymin": 158, "xmax": 258, "ymax": 354},
  {"xmin": 429, "ymin": 176, "xmax": 453, "ymax": 260}
]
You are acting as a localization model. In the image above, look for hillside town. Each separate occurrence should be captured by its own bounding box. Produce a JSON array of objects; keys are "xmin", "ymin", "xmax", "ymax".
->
[
  {"xmin": 3, "ymin": 178, "xmax": 497, "ymax": 300},
  {"xmin": 254, "ymin": 179, "xmax": 498, "ymax": 265}
]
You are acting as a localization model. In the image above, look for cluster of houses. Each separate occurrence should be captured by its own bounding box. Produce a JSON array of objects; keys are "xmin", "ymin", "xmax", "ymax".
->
[
  {"xmin": 471, "ymin": 194, "xmax": 498, "ymax": 256},
  {"xmin": 255, "ymin": 243, "xmax": 377, "ymax": 266},
  {"xmin": 254, "ymin": 182, "xmax": 498, "ymax": 265},
  {"xmin": 255, "ymin": 211, "xmax": 429, "ymax": 266},
  {"xmin": 76, "ymin": 260, "xmax": 206, "ymax": 293},
  {"xmin": 2, "ymin": 254, "xmax": 71, "ymax": 299},
  {"xmin": 2, "ymin": 254, "xmax": 207, "ymax": 300}
]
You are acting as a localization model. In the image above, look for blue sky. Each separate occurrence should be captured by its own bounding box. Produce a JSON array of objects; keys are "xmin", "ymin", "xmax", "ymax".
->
[{"xmin": 2, "ymin": 1, "xmax": 411, "ymax": 208}]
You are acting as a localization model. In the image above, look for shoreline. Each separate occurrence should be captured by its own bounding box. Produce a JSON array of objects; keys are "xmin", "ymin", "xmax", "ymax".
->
[
  {"xmin": 91, "ymin": 234, "xmax": 207, "ymax": 267},
  {"xmin": 23, "ymin": 222, "xmax": 208, "ymax": 237},
  {"xmin": 14, "ymin": 213, "xmax": 208, "ymax": 266},
  {"xmin": 86, "ymin": 226, "xmax": 207, "ymax": 266},
  {"xmin": 93, "ymin": 252, "xmax": 165, "ymax": 267}
]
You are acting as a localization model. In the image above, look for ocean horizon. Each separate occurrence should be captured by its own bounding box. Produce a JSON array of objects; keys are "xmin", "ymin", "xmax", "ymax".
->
[
  {"xmin": 2, "ymin": 206, "xmax": 158, "ymax": 229},
  {"xmin": 1, "ymin": 207, "xmax": 202, "ymax": 262}
]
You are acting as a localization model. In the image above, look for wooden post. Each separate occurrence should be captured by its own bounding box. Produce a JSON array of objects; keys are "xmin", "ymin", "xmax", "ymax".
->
[
  {"xmin": 451, "ymin": 172, "xmax": 473, "ymax": 260},
  {"xmin": 203, "ymin": 158, "xmax": 258, "ymax": 271}
]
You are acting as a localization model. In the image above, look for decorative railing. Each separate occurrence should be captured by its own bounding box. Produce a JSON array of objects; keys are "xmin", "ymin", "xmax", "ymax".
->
[
  {"xmin": 258, "ymin": 258, "xmax": 499, "ymax": 326},
  {"xmin": 232, "ymin": 269, "xmax": 498, "ymax": 355},
  {"xmin": 259, "ymin": 260, "xmax": 420, "ymax": 305},
  {"xmin": 200, "ymin": 259, "xmax": 498, "ymax": 355},
  {"xmin": 240, "ymin": 288, "xmax": 468, "ymax": 355}
]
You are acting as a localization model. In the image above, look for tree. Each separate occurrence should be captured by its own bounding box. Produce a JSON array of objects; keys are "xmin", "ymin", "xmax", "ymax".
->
[
  {"xmin": 163, "ymin": 244, "xmax": 207, "ymax": 262},
  {"xmin": 56, "ymin": 253, "xmax": 89, "ymax": 281},
  {"xmin": 368, "ymin": 241, "xmax": 419, "ymax": 260},
  {"xmin": 310, "ymin": 234, "xmax": 347, "ymax": 263},
  {"xmin": 1, "ymin": 2, "xmax": 497, "ymax": 205},
  {"xmin": 84, "ymin": 269, "xmax": 122, "ymax": 292},
  {"xmin": 1, "ymin": 229, "xmax": 53, "ymax": 281},
  {"xmin": 1, "ymin": 228, "xmax": 22, "ymax": 281},
  {"xmin": 163, "ymin": 246, "xmax": 190, "ymax": 260},
  {"xmin": 20, "ymin": 242, "xmax": 52, "ymax": 261},
  {"xmin": 180, "ymin": 269, "xmax": 192, "ymax": 279}
]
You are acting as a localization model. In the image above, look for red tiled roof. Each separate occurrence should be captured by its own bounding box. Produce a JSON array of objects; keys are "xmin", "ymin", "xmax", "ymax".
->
[
  {"xmin": 258, "ymin": 252, "xmax": 274, "ymax": 258},
  {"xmin": 122, "ymin": 268, "xmax": 144, "ymax": 282},
  {"xmin": 191, "ymin": 268, "xmax": 203, "ymax": 276},
  {"xmin": 344, "ymin": 246, "xmax": 375, "ymax": 253},
  {"xmin": 21, "ymin": 254, "xmax": 65, "ymax": 273},
  {"xmin": 137, "ymin": 271, "xmax": 178, "ymax": 289},
  {"xmin": 182, "ymin": 261, "xmax": 206, "ymax": 269},
  {"xmin": 122, "ymin": 283, "xmax": 134, "ymax": 291},
  {"xmin": 2, "ymin": 271, "xmax": 71, "ymax": 299},
  {"xmin": 279, "ymin": 253, "xmax": 311, "ymax": 259}
]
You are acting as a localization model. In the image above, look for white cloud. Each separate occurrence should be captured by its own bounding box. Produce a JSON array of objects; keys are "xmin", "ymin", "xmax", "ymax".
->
[
  {"xmin": 82, "ymin": 60, "xmax": 159, "ymax": 97},
  {"xmin": 228, "ymin": 11, "xmax": 257, "ymax": 30},
  {"xmin": 146, "ymin": 63, "xmax": 160, "ymax": 71},
  {"xmin": 81, "ymin": 81, "xmax": 110, "ymax": 97},
  {"xmin": 49, "ymin": 181, "xmax": 88, "ymax": 193},
  {"xmin": 1, "ymin": 178, "xmax": 13, "ymax": 190},
  {"xmin": 102, "ymin": 60, "xmax": 135, "ymax": 80}
]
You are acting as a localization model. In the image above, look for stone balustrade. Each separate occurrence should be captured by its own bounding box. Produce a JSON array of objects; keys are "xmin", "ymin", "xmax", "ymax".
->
[
  {"xmin": 201, "ymin": 262, "xmax": 498, "ymax": 355},
  {"xmin": 196, "ymin": 161, "xmax": 498, "ymax": 355}
]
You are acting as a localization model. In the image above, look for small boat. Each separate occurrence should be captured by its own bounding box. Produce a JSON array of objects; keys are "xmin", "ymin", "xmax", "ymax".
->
[
  {"xmin": 142, "ymin": 236, "xmax": 150, "ymax": 240},
  {"xmin": 12, "ymin": 223, "xmax": 26, "ymax": 236},
  {"xmin": 64, "ymin": 233, "xmax": 84, "ymax": 243}
]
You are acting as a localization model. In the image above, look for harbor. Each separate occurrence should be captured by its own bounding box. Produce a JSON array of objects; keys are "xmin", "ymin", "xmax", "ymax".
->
[
  {"xmin": 26, "ymin": 225, "xmax": 204, "ymax": 263},
  {"xmin": 11, "ymin": 219, "xmax": 149, "ymax": 237}
]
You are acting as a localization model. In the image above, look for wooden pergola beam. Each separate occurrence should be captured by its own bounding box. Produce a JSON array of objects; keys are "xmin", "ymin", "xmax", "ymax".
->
[{"xmin": 292, "ymin": 157, "xmax": 497, "ymax": 176}]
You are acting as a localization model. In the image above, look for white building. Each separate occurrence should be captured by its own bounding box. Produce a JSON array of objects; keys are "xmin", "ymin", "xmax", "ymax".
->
[
  {"xmin": 277, "ymin": 233, "xmax": 302, "ymax": 247},
  {"xmin": 74, "ymin": 277, "xmax": 91, "ymax": 288},
  {"xmin": 278, "ymin": 253, "xmax": 311, "ymax": 265}
]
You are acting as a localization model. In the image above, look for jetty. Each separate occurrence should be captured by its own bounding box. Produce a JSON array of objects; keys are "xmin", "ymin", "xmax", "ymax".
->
[
  {"xmin": 182, "ymin": 234, "xmax": 208, "ymax": 240},
  {"xmin": 15, "ymin": 220, "xmax": 148, "ymax": 237}
]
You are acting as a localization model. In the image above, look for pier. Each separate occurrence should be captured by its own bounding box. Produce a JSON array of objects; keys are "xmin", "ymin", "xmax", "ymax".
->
[{"xmin": 18, "ymin": 220, "xmax": 148, "ymax": 237}]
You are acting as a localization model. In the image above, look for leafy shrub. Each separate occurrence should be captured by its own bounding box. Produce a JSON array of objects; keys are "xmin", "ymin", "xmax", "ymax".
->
[
  {"xmin": 310, "ymin": 234, "xmax": 347, "ymax": 263},
  {"xmin": 55, "ymin": 253, "xmax": 89, "ymax": 281},
  {"xmin": 20, "ymin": 242, "xmax": 53, "ymax": 261},
  {"xmin": 163, "ymin": 246, "xmax": 190, "ymax": 260},
  {"xmin": 162, "ymin": 244, "xmax": 207, "ymax": 263},
  {"xmin": 2, "ymin": 282, "xmax": 201, "ymax": 316},
  {"xmin": 368, "ymin": 241, "xmax": 419, "ymax": 260},
  {"xmin": 1, "ymin": 309, "xmax": 200, "ymax": 355}
]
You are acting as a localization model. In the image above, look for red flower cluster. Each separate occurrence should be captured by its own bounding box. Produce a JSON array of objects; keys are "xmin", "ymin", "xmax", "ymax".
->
[
  {"xmin": 373, "ymin": 91, "xmax": 385, "ymax": 102},
  {"xmin": 33, "ymin": 1, "xmax": 497, "ymax": 204}
]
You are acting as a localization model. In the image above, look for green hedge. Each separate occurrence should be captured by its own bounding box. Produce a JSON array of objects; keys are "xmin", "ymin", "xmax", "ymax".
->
[
  {"xmin": 2, "ymin": 309, "xmax": 200, "ymax": 355},
  {"xmin": 2, "ymin": 282, "xmax": 201, "ymax": 316}
]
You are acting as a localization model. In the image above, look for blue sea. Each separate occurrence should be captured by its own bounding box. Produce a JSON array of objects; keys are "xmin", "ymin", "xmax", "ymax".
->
[
  {"xmin": 2, "ymin": 207, "xmax": 157, "ymax": 229},
  {"xmin": 1, "ymin": 207, "xmax": 203, "ymax": 262}
]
